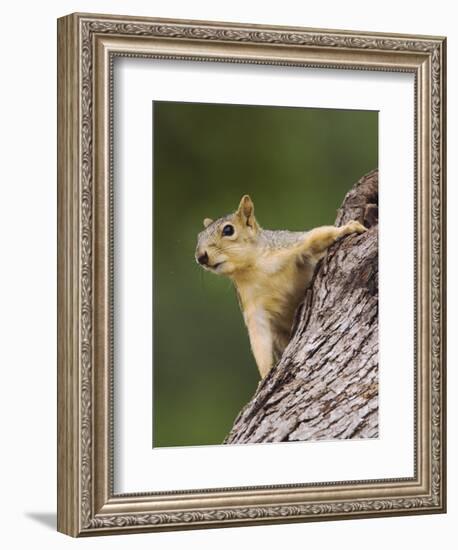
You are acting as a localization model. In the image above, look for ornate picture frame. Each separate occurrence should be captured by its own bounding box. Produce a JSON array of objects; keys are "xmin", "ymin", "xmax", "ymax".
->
[{"xmin": 57, "ymin": 12, "xmax": 446, "ymax": 536}]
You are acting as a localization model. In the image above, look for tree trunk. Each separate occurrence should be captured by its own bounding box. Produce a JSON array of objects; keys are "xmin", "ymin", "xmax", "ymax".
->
[{"xmin": 225, "ymin": 169, "xmax": 379, "ymax": 444}]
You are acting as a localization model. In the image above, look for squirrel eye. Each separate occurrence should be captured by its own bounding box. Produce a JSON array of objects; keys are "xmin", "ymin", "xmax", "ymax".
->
[{"xmin": 222, "ymin": 224, "xmax": 235, "ymax": 237}]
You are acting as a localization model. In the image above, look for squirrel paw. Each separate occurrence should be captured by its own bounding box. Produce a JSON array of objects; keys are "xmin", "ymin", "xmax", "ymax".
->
[{"xmin": 343, "ymin": 220, "xmax": 367, "ymax": 235}]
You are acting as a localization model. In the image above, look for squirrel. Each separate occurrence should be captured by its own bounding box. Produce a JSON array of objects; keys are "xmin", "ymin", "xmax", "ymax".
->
[{"xmin": 195, "ymin": 195, "xmax": 367, "ymax": 379}]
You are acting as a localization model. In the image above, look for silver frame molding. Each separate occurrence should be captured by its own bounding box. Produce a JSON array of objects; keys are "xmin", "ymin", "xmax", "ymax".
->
[{"xmin": 57, "ymin": 12, "xmax": 446, "ymax": 537}]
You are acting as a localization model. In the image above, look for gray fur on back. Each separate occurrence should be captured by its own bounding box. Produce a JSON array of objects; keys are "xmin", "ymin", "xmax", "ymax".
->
[{"xmin": 258, "ymin": 229, "xmax": 309, "ymax": 250}]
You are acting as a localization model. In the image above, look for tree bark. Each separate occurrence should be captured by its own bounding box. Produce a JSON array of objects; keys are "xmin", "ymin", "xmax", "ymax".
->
[{"xmin": 225, "ymin": 169, "xmax": 379, "ymax": 444}]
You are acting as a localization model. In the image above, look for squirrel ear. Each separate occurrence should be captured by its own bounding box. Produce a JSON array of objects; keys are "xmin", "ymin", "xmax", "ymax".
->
[
  {"xmin": 237, "ymin": 195, "xmax": 255, "ymax": 227},
  {"xmin": 203, "ymin": 218, "xmax": 213, "ymax": 228}
]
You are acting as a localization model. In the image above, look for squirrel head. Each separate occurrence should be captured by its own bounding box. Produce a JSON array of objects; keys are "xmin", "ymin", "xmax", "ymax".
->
[{"xmin": 195, "ymin": 195, "xmax": 260, "ymax": 277}]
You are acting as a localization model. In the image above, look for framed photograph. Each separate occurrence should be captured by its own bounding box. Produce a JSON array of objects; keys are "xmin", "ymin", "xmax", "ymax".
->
[{"xmin": 57, "ymin": 13, "xmax": 446, "ymax": 536}]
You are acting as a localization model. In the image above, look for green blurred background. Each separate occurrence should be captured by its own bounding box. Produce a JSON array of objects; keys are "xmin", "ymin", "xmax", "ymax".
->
[{"xmin": 153, "ymin": 101, "xmax": 378, "ymax": 448}]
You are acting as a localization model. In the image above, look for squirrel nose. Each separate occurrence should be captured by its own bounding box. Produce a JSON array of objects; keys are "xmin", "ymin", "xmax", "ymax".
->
[{"xmin": 197, "ymin": 251, "xmax": 209, "ymax": 265}]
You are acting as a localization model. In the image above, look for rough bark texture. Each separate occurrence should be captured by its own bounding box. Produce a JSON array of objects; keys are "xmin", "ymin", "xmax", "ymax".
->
[{"xmin": 225, "ymin": 169, "xmax": 379, "ymax": 444}]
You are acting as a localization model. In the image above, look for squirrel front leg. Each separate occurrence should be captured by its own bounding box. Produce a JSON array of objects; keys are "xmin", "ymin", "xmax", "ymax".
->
[
  {"xmin": 301, "ymin": 221, "xmax": 367, "ymax": 257},
  {"xmin": 270, "ymin": 221, "xmax": 367, "ymax": 268},
  {"xmin": 244, "ymin": 308, "xmax": 274, "ymax": 379}
]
